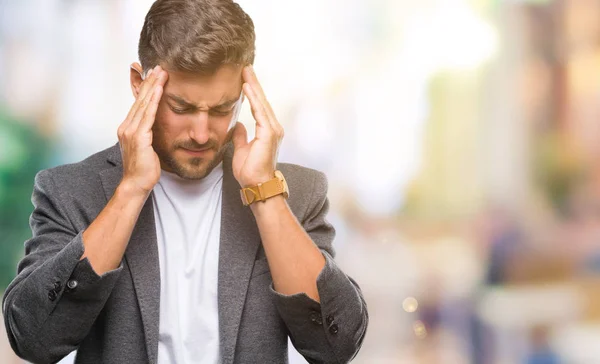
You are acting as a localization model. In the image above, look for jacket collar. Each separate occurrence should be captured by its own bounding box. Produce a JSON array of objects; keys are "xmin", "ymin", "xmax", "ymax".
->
[{"xmin": 100, "ymin": 142, "xmax": 261, "ymax": 364}]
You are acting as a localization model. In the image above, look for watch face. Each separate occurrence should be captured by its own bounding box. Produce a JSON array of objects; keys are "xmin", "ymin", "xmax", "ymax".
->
[{"xmin": 275, "ymin": 170, "xmax": 289, "ymax": 197}]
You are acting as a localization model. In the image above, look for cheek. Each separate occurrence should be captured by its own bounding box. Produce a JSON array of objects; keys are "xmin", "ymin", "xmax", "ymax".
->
[
  {"xmin": 213, "ymin": 115, "xmax": 234, "ymax": 136},
  {"xmin": 213, "ymin": 121, "xmax": 229, "ymax": 137},
  {"xmin": 154, "ymin": 107, "xmax": 185, "ymax": 136}
]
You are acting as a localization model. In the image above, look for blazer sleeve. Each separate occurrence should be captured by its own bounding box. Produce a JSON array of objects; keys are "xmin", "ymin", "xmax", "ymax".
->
[
  {"xmin": 269, "ymin": 170, "xmax": 368, "ymax": 364},
  {"xmin": 2, "ymin": 169, "xmax": 123, "ymax": 364}
]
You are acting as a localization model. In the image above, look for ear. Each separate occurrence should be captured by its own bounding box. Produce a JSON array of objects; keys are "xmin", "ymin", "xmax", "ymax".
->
[{"xmin": 130, "ymin": 62, "xmax": 144, "ymax": 98}]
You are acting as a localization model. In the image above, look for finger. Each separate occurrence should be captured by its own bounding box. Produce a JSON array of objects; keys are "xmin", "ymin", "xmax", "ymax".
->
[
  {"xmin": 243, "ymin": 82, "xmax": 269, "ymax": 126},
  {"xmin": 243, "ymin": 66, "xmax": 280, "ymax": 131},
  {"xmin": 119, "ymin": 65, "xmax": 161, "ymax": 140},
  {"xmin": 243, "ymin": 82, "xmax": 271, "ymax": 133},
  {"xmin": 130, "ymin": 69, "xmax": 167, "ymax": 131},
  {"xmin": 243, "ymin": 66, "xmax": 267, "ymax": 101},
  {"xmin": 243, "ymin": 66, "xmax": 275, "ymax": 115},
  {"xmin": 232, "ymin": 122, "xmax": 249, "ymax": 150},
  {"xmin": 126, "ymin": 65, "xmax": 164, "ymax": 131},
  {"xmin": 120, "ymin": 69, "xmax": 158, "ymax": 138},
  {"xmin": 137, "ymin": 84, "xmax": 164, "ymax": 132},
  {"xmin": 124, "ymin": 65, "xmax": 160, "ymax": 123}
]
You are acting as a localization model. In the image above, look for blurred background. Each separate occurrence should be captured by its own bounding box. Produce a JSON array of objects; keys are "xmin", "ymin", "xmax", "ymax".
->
[{"xmin": 1, "ymin": 0, "xmax": 600, "ymax": 363}]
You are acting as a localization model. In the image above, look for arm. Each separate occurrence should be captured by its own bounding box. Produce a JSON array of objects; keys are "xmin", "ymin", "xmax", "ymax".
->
[
  {"xmin": 232, "ymin": 66, "xmax": 367, "ymax": 363},
  {"xmin": 250, "ymin": 192, "xmax": 325, "ymax": 302},
  {"xmin": 254, "ymin": 171, "xmax": 368, "ymax": 364},
  {"xmin": 2, "ymin": 64, "xmax": 168, "ymax": 363},
  {"xmin": 80, "ymin": 179, "xmax": 148, "ymax": 275},
  {"xmin": 2, "ymin": 170, "xmax": 131, "ymax": 363}
]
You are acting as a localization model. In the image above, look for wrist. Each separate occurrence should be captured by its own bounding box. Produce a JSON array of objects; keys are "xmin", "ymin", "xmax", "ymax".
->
[
  {"xmin": 249, "ymin": 194, "xmax": 287, "ymax": 217},
  {"xmin": 116, "ymin": 179, "xmax": 152, "ymax": 202},
  {"xmin": 240, "ymin": 170, "xmax": 289, "ymax": 207},
  {"xmin": 239, "ymin": 170, "xmax": 275, "ymax": 188}
]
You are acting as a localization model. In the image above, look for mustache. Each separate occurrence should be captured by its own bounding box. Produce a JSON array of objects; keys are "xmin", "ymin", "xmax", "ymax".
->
[{"xmin": 176, "ymin": 139, "xmax": 217, "ymax": 150}]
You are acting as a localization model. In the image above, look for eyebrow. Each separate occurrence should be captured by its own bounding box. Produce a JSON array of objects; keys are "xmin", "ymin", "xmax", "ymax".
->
[{"xmin": 165, "ymin": 93, "xmax": 239, "ymax": 110}]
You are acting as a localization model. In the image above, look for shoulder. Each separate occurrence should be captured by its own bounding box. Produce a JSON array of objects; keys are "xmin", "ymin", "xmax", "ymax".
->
[
  {"xmin": 35, "ymin": 143, "xmax": 119, "ymax": 193},
  {"xmin": 276, "ymin": 162, "xmax": 328, "ymax": 195},
  {"xmin": 276, "ymin": 162, "xmax": 329, "ymax": 219}
]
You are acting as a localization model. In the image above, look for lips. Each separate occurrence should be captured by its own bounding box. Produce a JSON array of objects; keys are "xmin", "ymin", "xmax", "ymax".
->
[{"xmin": 181, "ymin": 147, "xmax": 212, "ymax": 156}]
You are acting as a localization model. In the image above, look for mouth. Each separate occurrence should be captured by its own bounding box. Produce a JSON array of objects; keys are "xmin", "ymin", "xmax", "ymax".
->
[{"xmin": 180, "ymin": 147, "xmax": 212, "ymax": 157}]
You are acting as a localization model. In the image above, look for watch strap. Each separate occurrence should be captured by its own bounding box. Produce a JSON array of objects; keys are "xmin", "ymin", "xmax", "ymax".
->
[{"xmin": 240, "ymin": 176, "xmax": 287, "ymax": 206}]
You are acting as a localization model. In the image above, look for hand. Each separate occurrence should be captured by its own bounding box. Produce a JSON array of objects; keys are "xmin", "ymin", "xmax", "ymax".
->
[
  {"xmin": 117, "ymin": 65, "xmax": 168, "ymax": 196},
  {"xmin": 232, "ymin": 66, "xmax": 284, "ymax": 187}
]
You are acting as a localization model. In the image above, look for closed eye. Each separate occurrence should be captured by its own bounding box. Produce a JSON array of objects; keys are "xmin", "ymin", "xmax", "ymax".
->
[
  {"xmin": 171, "ymin": 107, "xmax": 190, "ymax": 114},
  {"xmin": 209, "ymin": 109, "xmax": 233, "ymax": 117},
  {"xmin": 171, "ymin": 108, "xmax": 232, "ymax": 116}
]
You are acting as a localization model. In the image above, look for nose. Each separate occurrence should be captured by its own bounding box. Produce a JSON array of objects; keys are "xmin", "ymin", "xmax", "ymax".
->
[{"xmin": 189, "ymin": 111, "xmax": 210, "ymax": 145}]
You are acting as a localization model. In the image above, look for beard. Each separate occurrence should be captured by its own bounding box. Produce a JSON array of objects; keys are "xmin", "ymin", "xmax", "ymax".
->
[{"xmin": 152, "ymin": 126, "xmax": 234, "ymax": 180}]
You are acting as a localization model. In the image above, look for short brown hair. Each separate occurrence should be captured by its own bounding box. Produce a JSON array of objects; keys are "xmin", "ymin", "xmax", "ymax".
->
[{"xmin": 138, "ymin": 0, "xmax": 255, "ymax": 75}]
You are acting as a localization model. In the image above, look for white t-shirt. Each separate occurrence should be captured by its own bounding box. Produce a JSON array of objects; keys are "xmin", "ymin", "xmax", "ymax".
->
[{"xmin": 152, "ymin": 162, "xmax": 223, "ymax": 364}]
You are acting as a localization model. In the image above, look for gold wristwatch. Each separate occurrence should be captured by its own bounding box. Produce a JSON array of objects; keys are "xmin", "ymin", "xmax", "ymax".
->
[{"xmin": 240, "ymin": 170, "xmax": 289, "ymax": 206}]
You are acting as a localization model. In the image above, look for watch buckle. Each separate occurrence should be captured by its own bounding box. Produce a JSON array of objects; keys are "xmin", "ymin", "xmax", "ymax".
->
[{"xmin": 241, "ymin": 188, "xmax": 258, "ymax": 205}]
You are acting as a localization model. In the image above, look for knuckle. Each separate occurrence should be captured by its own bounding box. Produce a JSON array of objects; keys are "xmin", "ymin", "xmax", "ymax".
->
[
  {"xmin": 133, "ymin": 128, "xmax": 144, "ymax": 138},
  {"xmin": 123, "ymin": 129, "xmax": 135, "ymax": 139}
]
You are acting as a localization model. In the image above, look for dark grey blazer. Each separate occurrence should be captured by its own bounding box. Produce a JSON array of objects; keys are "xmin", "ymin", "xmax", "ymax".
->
[{"xmin": 2, "ymin": 142, "xmax": 368, "ymax": 364}]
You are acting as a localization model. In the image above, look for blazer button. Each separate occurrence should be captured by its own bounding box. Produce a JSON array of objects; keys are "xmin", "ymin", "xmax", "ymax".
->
[
  {"xmin": 329, "ymin": 323, "xmax": 339, "ymax": 335},
  {"xmin": 67, "ymin": 280, "xmax": 78, "ymax": 290},
  {"xmin": 309, "ymin": 311, "xmax": 323, "ymax": 326},
  {"xmin": 48, "ymin": 290, "xmax": 57, "ymax": 301},
  {"xmin": 326, "ymin": 315, "xmax": 335, "ymax": 326}
]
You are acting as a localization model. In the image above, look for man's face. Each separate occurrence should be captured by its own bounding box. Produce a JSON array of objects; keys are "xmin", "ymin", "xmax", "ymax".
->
[{"xmin": 149, "ymin": 65, "xmax": 243, "ymax": 180}]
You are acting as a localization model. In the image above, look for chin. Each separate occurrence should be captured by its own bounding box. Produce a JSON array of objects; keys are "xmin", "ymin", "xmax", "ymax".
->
[
  {"xmin": 159, "ymin": 145, "xmax": 225, "ymax": 180},
  {"xmin": 176, "ymin": 160, "xmax": 212, "ymax": 180}
]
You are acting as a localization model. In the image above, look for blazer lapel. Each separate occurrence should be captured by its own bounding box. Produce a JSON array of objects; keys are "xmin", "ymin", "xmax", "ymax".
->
[
  {"xmin": 218, "ymin": 143, "xmax": 262, "ymax": 364},
  {"xmin": 99, "ymin": 144, "xmax": 161, "ymax": 364},
  {"xmin": 98, "ymin": 142, "xmax": 261, "ymax": 364}
]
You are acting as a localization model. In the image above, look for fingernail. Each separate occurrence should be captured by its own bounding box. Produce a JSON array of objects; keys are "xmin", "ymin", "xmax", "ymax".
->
[{"xmin": 147, "ymin": 68, "xmax": 153, "ymax": 77}]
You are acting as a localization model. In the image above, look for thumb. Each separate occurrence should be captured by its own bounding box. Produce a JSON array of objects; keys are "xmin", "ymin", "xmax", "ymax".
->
[{"xmin": 232, "ymin": 122, "xmax": 248, "ymax": 150}]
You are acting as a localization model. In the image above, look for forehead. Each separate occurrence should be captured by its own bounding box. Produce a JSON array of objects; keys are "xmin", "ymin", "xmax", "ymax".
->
[{"xmin": 163, "ymin": 64, "xmax": 243, "ymax": 106}]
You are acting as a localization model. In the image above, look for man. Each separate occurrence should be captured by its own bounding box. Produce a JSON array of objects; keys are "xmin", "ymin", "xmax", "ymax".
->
[{"xmin": 2, "ymin": 0, "xmax": 368, "ymax": 363}]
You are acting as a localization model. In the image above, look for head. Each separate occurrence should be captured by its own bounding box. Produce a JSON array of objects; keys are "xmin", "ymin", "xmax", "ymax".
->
[{"xmin": 130, "ymin": 0, "xmax": 255, "ymax": 179}]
